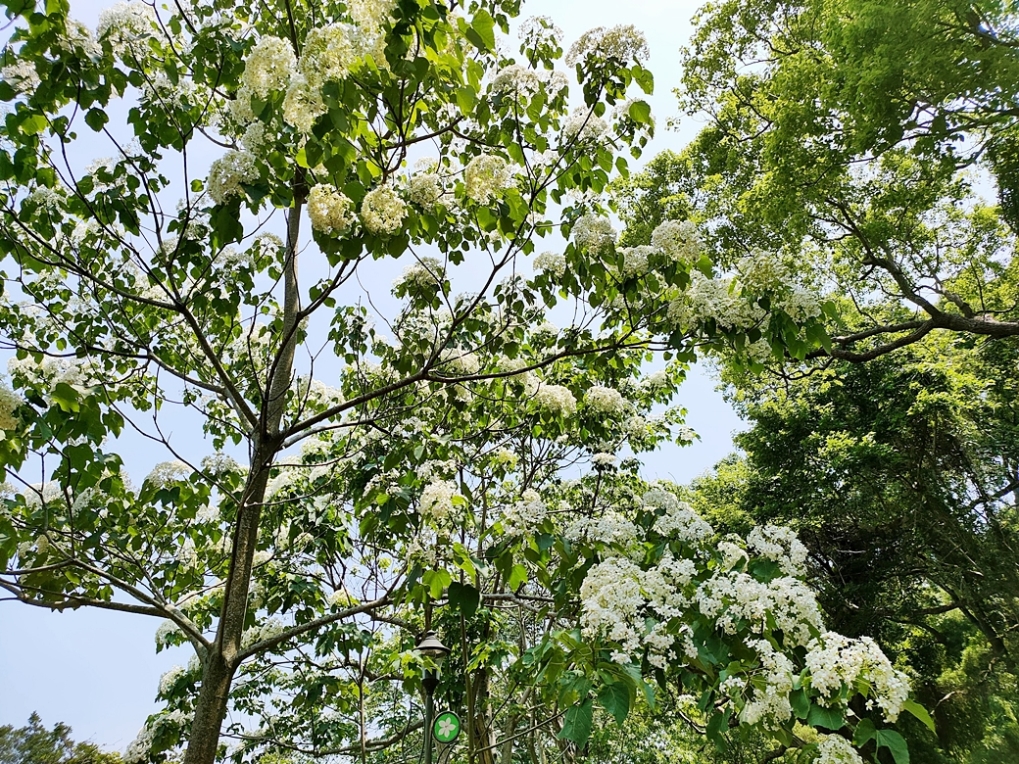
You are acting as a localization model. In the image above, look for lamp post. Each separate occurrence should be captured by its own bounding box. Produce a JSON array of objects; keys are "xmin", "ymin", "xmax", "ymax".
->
[{"xmin": 416, "ymin": 630, "xmax": 450, "ymax": 764}]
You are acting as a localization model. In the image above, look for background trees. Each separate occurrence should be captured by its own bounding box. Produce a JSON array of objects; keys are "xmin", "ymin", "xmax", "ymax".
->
[
  {"xmin": 0, "ymin": 713, "xmax": 122, "ymax": 764},
  {"xmin": 0, "ymin": 1, "xmax": 899, "ymax": 764}
]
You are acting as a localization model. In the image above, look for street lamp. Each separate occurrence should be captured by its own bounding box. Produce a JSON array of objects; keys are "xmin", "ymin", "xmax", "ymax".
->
[{"xmin": 415, "ymin": 630, "xmax": 450, "ymax": 764}]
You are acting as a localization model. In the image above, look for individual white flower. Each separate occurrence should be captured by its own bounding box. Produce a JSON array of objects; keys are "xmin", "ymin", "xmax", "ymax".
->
[
  {"xmin": 533, "ymin": 384, "xmax": 576, "ymax": 416},
  {"xmin": 207, "ymin": 151, "xmax": 258, "ymax": 204},
  {"xmin": 571, "ymin": 214, "xmax": 616, "ymax": 254},
  {"xmin": 565, "ymin": 25, "xmax": 649, "ymax": 65},
  {"xmin": 584, "ymin": 385, "xmax": 626, "ymax": 415},
  {"xmin": 651, "ymin": 220, "xmax": 701, "ymax": 263},
  {"xmin": 361, "ymin": 185, "xmax": 407, "ymax": 235},
  {"xmin": 464, "ymin": 155, "xmax": 511, "ymax": 203},
  {"xmin": 241, "ymin": 36, "xmax": 297, "ymax": 98},
  {"xmin": 308, "ymin": 184, "xmax": 356, "ymax": 234}
]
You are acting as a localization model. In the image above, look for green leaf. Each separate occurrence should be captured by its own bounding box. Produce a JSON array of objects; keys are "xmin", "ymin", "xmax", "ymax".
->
[
  {"xmin": 447, "ymin": 580, "xmax": 481, "ymax": 617},
  {"xmin": 902, "ymin": 699, "xmax": 935, "ymax": 733},
  {"xmin": 559, "ymin": 698, "xmax": 593, "ymax": 745},
  {"xmin": 596, "ymin": 682, "xmax": 631, "ymax": 725},
  {"xmin": 875, "ymin": 729, "xmax": 910, "ymax": 764},
  {"xmin": 790, "ymin": 688, "xmax": 810, "ymax": 719},
  {"xmin": 467, "ymin": 9, "xmax": 495, "ymax": 52},
  {"xmin": 807, "ymin": 703, "xmax": 845, "ymax": 731},
  {"xmin": 628, "ymin": 100, "xmax": 652, "ymax": 125},
  {"xmin": 84, "ymin": 108, "xmax": 108, "ymax": 132},
  {"xmin": 853, "ymin": 718, "xmax": 876, "ymax": 747}
]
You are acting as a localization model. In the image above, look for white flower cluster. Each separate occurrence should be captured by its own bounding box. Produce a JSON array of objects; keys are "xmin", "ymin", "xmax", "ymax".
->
[
  {"xmin": 440, "ymin": 348, "xmax": 481, "ymax": 375},
  {"xmin": 518, "ymin": 15, "xmax": 563, "ymax": 49},
  {"xmin": 579, "ymin": 556, "xmax": 645, "ymax": 656},
  {"xmin": 619, "ymin": 245, "xmax": 654, "ymax": 277},
  {"xmin": 396, "ymin": 256, "xmax": 444, "ymax": 290},
  {"xmin": 646, "ymin": 489, "xmax": 713, "ymax": 544},
  {"xmin": 563, "ymin": 108, "xmax": 608, "ymax": 141},
  {"xmin": 241, "ymin": 617, "xmax": 285, "ymax": 648},
  {"xmin": 1, "ymin": 60, "xmax": 40, "ymax": 95},
  {"xmin": 667, "ymin": 271, "xmax": 767, "ymax": 331},
  {"xmin": 566, "ymin": 511, "xmax": 640, "ymax": 550},
  {"xmin": 301, "ymin": 24, "xmax": 361, "ymax": 87},
  {"xmin": 407, "ymin": 164, "xmax": 445, "ymax": 207},
  {"xmin": 207, "ymin": 150, "xmax": 258, "ymax": 204},
  {"xmin": 154, "ymin": 619, "xmax": 181, "ymax": 648},
  {"xmin": 0, "ymin": 383, "xmax": 23, "ymax": 432},
  {"xmin": 695, "ymin": 571, "xmax": 824, "ymax": 647},
  {"xmin": 571, "ymin": 214, "xmax": 616, "ymax": 254},
  {"xmin": 533, "ymin": 383, "xmax": 577, "ymax": 416},
  {"xmin": 816, "ymin": 735, "xmax": 865, "ymax": 764},
  {"xmin": 418, "ymin": 479, "xmax": 462, "ymax": 523},
  {"xmin": 147, "ymin": 460, "xmax": 191, "ymax": 488},
  {"xmin": 566, "ymin": 24, "xmax": 649, "ymax": 66},
  {"xmin": 748, "ymin": 524, "xmax": 809, "ymax": 576},
  {"xmin": 501, "ymin": 489, "xmax": 548, "ymax": 536},
  {"xmin": 491, "ymin": 65, "xmax": 568, "ymax": 99},
  {"xmin": 584, "ymin": 385, "xmax": 626, "ymax": 415},
  {"xmin": 158, "ymin": 665, "xmax": 186, "ymax": 696},
  {"xmin": 282, "ymin": 74, "xmax": 326, "ymax": 133},
  {"xmin": 361, "ymin": 185, "xmax": 407, "ymax": 236},
  {"xmin": 533, "ymin": 251, "xmax": 567, "ymax": 278},
  {"xmin": 307, "ymin": 184, "xmax": 355, "ymax": 234},
  {"xmin": 739, "ymin": 640, "xmax": 795, "ymax": 727},
  {"xmin": 464, "ymin": 155, "xmax": 511, "ymax": 203},
  {"xmin": 241, "ymin": 36, "xmax": 297, "ymax": 97},
  {"xmin": 200, "ymin": 453, "xmax": 240, "ymax": 477},
  {"xmin": 805, "ymin": 632, "xmax": 910, "ymax": 722},
  {"xmin": 650, "ymin": 220, "xmax": 701, "ymax": 264},
  {"xmin": 95, "ymin": 2, "xmax": 155, "ymax": 56}
]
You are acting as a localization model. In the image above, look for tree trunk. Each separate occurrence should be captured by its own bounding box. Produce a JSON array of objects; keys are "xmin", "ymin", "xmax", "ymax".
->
[{"xmin": 181, "ymin": 197, "xmax": 303, "ymax": 764}]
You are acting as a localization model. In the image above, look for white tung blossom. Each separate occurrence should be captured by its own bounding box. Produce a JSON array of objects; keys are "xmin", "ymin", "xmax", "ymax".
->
[
  {"xmin": 418, "ymin": 479, "xmax": 461, "ymax": 523},
  {"xmin": 533, "ymin": 251, "xmax": 567, "ymax": 278},
  {"xmin": 207, "ymin": 150, "xmax": 258, "ymax": 205},
  {"xmin": 464, "ymin": 155, "xmax": 511, "ymax": 203},
  {"xmin": 308, "ymin": 184, "xmax": 355, "ymax": 234},
  {"xmin": 361, "ymin": 185, "xmax": 407, "ymax": 236},
  {"xmin": 565, "ymin": 24, "xmax": 649, "ymax": 66},
  {"xmin": 241, "ymin": 36, "xmax": 297, "ymax": 98},
  {"xmin": 650, "ymin": 219, "xmax": 701, "ymax": 263},
  {"xmin": 584, "ymin": 385, "xmax": 626, "ymax": 415},
  {"xmin": 282, "ymin": 73, "xmax": 326, "ymax": 133},
  {"xmin": 805, "ymin": 632, "xmax": 910, "ymax": 722},
  {"xmin": 571, "ymin": 214, "xmax": 616, "ymax": 254},
  {"xmin": 533, "ymin": 383, "xmax": 577, "ymax": 416},
  {"xmin": 1, "ymin": 60, "xmax": 40, "ymax": 94}
]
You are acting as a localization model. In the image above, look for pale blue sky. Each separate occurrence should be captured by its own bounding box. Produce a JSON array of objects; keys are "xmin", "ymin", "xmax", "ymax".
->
[{"xmin": 0, "ymin": 0, "xmax": 742, "ymax": 752}]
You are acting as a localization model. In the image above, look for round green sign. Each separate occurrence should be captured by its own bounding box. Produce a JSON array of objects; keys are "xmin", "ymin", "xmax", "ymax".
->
[{"xmin": 433, "ymin": 711, "xmax": 461, "ymax": 743}]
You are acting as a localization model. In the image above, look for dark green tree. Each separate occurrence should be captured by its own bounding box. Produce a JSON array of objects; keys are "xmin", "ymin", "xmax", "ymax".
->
[{"xmin": 0, "ymin": 713, "xmax": 122, "ymax": 764}]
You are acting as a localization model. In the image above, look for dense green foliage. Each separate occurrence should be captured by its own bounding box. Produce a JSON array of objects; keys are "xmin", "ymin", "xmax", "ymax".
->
[{"xmin": 0, "ymin": 714, "xmax": 122, "ymax": 764}]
